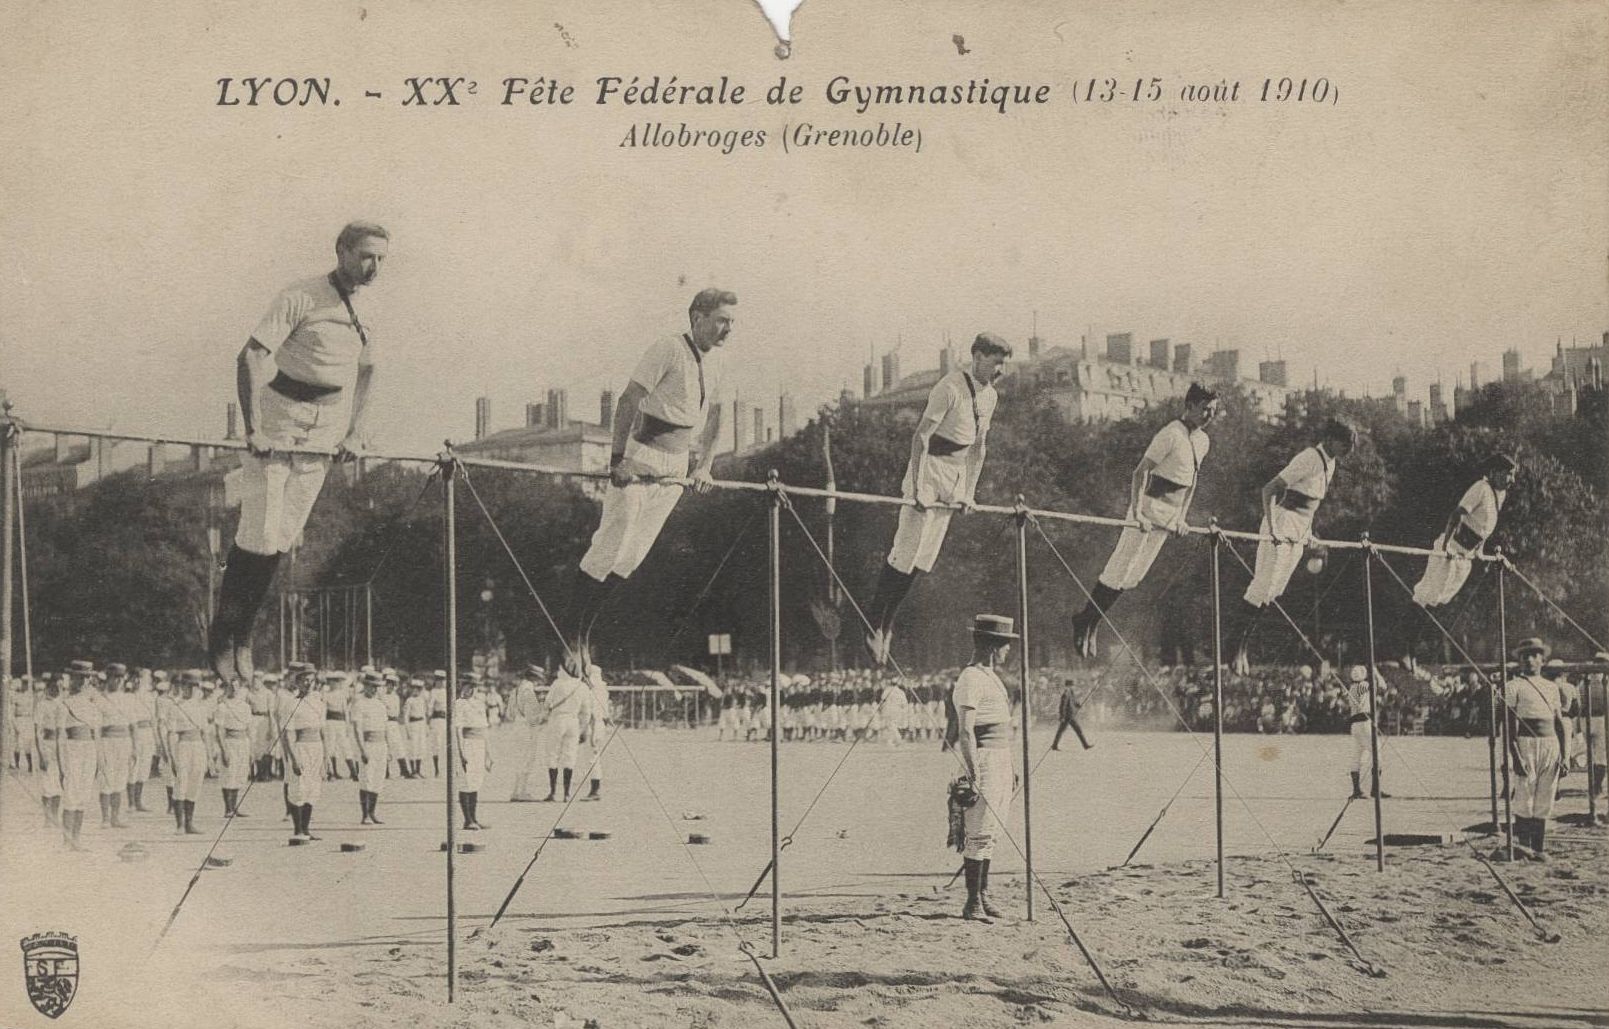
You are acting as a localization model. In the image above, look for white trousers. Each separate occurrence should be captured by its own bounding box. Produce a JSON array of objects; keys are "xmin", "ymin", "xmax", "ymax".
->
[
  {"xmin": 96, "ymin": 736, "xmax": 132, "ymax": 794},
  {"xmin": 133, "ymin": 725, "xmax": 156, "ymax": 780},
  {"xmin": 288, "ymin": 739, "xmax": 325, "ymax": 805},
  {"xmin": 1412, "ymin": 531, "xmax": 1477, "ymax": 608},
  {"xmin": 323, "ymin": 721, "xmax": 352, "ymax": 763},
  {"xmin": 1513, "ymin": 736, "xmax": 1561, "ymax": 819},
  {"xmin": 250, "ymin": 715, "xmax": 273, "ymax": 759},
  {"xmin": 1099, "ymin": 493, "xmax": 1184, "ymax": 590},
  {"xmin": 1349, "ymin": 719, "xmax": 1374, "ymax": 776},
  {"xmin": 220, "ymin": 736, "xmax": 251, "ymax": 790},
  {"xmin": 38, "ymin": 743, "xmax": 62, "ymax": 798},
  {"xmin": 234, "ymin": 386, "xmax": 348, "ymax": 554},
  {"xmin": 360, "ymin": 739, "xmax": 388, "ymax": 793},
  {"xmin": 962, "ymin": 746, "xmax": 1014, "ymax": 861},
  {"xmin": 173, "ymin": 739, "xmax": 208, "ymax": 802},
  {"xmin": 511, "ymin": 723, "xmax": 546, "ymax": 796},
  {"xmin": 545, "ymin": 720, "xmax": 580, "ymax": 770},
  {"xmin": 1243, "ymin": 509, "xmax": 1312, "ymax": 607},
  {"xmin": 580, "ymin": 440, "xmax": 688, "ymax": 580},
  {"xmin": 888, "ymin": 452, "xmax": 967, "ymax": 575},
  {"xmin": 459, "ymin": 737, "xmax": 487, "ymax": 792},
  {"xmin": 60, "ymin": 740, "xmax": 97, "ymax": 811}
]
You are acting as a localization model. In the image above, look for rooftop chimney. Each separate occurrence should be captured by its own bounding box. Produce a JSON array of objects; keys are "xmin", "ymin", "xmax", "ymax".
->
[
  {"xmin": 1106, "ymin": 332, "xmax": 1133, "ymax": 365},
  {"xmin": 1173, "ymin": 343, "xmax": 1193, "ymax": 375},
  {"xmin": 1150, "ymin": 339, "xmax": 1171, "ymax": 370},
  {"xmin": 475, "ymin": 397, "xmax": 491, "ymax": 440},
  {"xmin": 1258, "ymin": 360, "xmax": 1288, "ymax": 387}
]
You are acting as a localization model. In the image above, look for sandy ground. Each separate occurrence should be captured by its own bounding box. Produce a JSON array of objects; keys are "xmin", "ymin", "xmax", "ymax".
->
[{"xmin": 2, "ymin": 725, "xmax": 1606, "ymax": 1028}]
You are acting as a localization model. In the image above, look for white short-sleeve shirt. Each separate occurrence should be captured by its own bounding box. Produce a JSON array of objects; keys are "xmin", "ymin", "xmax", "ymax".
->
[
  {"xmin": 1142, "ymin": 420, "xmax": 1211, "ymax": 487},
  {"xmin": 920, "ymin": 371, "xmax": 998, "ymax": 447},
  {"xmin": 1458, "ymin": 479, "xmax": 1506, "ymax": 539},
  {"xmin": 951, "ymin": 665, "xmax": 1011, "ymax": 727},
  {"xmin": 251, "ymin": 274, "xmax": 378, "ymax": 389},
  {"xmin": 1506, "ymin": 675, "xmax": 1562, "ymax": 720},
  {"xmin": 1277, "ymin": 445, "xmax": 1336, "ymax": 502},
  {"xmin": 631, "ymin": 334, "xmax": 724, "ymax": 431}
]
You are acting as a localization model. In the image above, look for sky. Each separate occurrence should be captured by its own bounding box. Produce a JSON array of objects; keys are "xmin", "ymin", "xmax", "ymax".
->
[{"xmin": 1, "ymin": 0, "xmax": 1605, "ymax": 455}]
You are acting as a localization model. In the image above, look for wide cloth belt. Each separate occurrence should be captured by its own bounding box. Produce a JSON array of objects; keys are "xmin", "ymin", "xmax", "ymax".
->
[
  {"xmin": 1452, "ymin": 522, "xmax": 1485, "ymax": 551},
  {"xmin": 223, "ymin": 728, "xmax": 249, "ymax": 738},
  {"xmin": 64, "ymin": 727, "xmax": 96, "ymax": 740},
  {"xmin": 99, "ymin": 726, "xmax": 131, "ymax": 737},
  {"xmin": 362, "ymin": 730, "xmax": 386, "ymax": 742},
  {"xmin": 293, "ymin": 727, "xmax": 323, "ymax": 742},
  {"xmin": 633, "ymin": 412, "xmax": 694, "ymax": 452},
  {"xmin": 1279, "ymin": 490, "xmax": 1319, "ymax": 513},
  {"xmin": 1144, "ymin": 475, "xmax": 1188, "ymax": 499},
  {"xmin": 269, "ymin": 371, "xmax": 342, "ymax": 403},
  {"xmin": 460, "ymin": 728, "xmax": 487, "ymax": 738},
  {"xmin": 40, "ymin": 729, "xmax": 58, "ymax": 740},
  {"xmin": 926, "ymin": 435, "xmax": 969, "ymax": 457},
  {"xmin": 325, "ymin": 712, "xmax": 346, "ymax": 720},
  {"xmin": 135, "ymin": 720, "xmax": 154, "ymax": 728},
  {"xmin": 172, "ymin": 729, "xmax": 201, "ymax": 741},
  {"xmin": 1348, "ymin": 713, "xmax": 1370, "ymax": 724},
  {"xmin": 1515, "ymin": 717, "xmax": 1554, "ymax": 737},
  {"xmin": 972, "ymin": 723, "xmax": 1010, "ymax": 749},
  {"xmin": 408, "ymin": 717, "xmax": 425, "ymax": 722}
]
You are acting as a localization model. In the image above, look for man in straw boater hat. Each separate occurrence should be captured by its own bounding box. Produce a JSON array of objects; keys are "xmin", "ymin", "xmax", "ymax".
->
[
  {"xmin": 947, "ymin": 614, "xmax": 1020, "ymax": 923},
  {"xmin": 1504, "ymin": 637, "xmax": 1568, "ymax": 860},
  {"xmin": 350, "ymin": 671, "xmax": 390, "ymax": 825},
  {"xmin": 33, "ymin": 675, "xmax": 63, "ymax": 826},
  {"xmin": 1070, "ymin": 383, "xmax": 1220, "ymax": 660},
  {"xmin": 863, "ymin": 333, "xmax": 1012, "ymax": 666},
  {"xmin": 208, "ymin": 221, "xmax": 388, "ymax": 685},
  {"xmin": 168, "ymin": 671, "xmax": 213, "ymax": 835},
  {"xmin": 57, "ymin": 661, "xmax": 103, "ymax": 850},
  {"xmin": 212, "ymin": 676, "xmax": 254, "ymax": 819},
  {"xmin": 455, "ymin": 672, "xmax": 493, "ymax": 831},
  {"xmin": 566, "ymin": 287, "xmax": 734, "ymax": 670},
  {"xmin": 93, "ymin": 663, "xmax": 137, "ymax": 829},
  {"xmin": 278, "ymin": 661, "xmax": 328, "ymax": 842},
  {"xmin": 1343, "ymin": 665, "xmax": 1390, "ymax": 800},
  {"xmin": 1229, "ymin": 419, "xmax": 1358, "ymax": 674}
]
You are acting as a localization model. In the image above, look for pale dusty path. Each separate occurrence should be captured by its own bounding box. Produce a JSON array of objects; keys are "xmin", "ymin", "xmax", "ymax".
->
[{"xmin": 2, "ymin": 727, "xmax": 1604, "ymax": 1027}]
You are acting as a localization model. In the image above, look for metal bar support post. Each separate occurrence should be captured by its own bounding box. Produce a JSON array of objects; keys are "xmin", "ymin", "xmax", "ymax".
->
[
  {"xmin": 443, "ymin": 457, "xmax": 459, "ymax": 1002},
  {"xmin": 767, "ymin": 472, "xmax": 783, "ymax": 958},
  {"xmin": 1496, "ymin": 551, "xmax": 1514, "ymax": 861},
  {"xmin": 1015, "ymin": 502, "xmax": 1035, "ymax": 921},
  {"xmin": 1209, "ymin": 526, "xmax": 1225, "ymax": 898},
  {"xmin": 1362, "ymin": 542, "xmax": 1384, "ymax": 872}
]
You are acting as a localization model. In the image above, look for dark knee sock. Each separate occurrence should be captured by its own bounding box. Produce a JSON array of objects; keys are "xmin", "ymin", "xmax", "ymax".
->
[
  {"xmin": 1082, "ymin": 581, "xmax": 1123, "ymax": 620},
  {"xmin": 868, "ymin": 563, "xmax": 918, "ymax": 631},
  {"xmin": 562, "ymin": 768, "xmax": 573, "ymax": 798}
]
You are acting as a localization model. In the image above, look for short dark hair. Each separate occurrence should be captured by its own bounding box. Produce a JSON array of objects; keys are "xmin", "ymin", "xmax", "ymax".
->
[
  {"xmin": 1319, "ymin": 418, "xmax": 1357, "ymax": 448},
  {"xmin": 1184, "ymin": 383, "xmax": 1219, "ymax": 407},
  {"xmin": 689, "ymin": 288, "xmax": 737, "ymax": 320},
  {"xmin": 971, "ymin": 332, "xmax": 1013, "ymax": 359},
  {"xmin": 337, "ymin": 221, "xmax": 389, "ymax": 251},
  {"xmin": 1484, "ymin": 453, "xmax": 1518, "ymax": 476}
]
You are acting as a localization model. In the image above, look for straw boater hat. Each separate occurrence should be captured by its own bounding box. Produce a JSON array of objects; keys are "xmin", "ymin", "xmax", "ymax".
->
[
  {"xmin": 66, "ymin": 659, "xmax": 95, "ymax": 677},
  {"xmin": 1511, "ymin": 637, "xmax": 1550, "ymax": 660},
  {"xmin": 971, "ymin": 614, "xmax": 1019, "ymax": 640}
]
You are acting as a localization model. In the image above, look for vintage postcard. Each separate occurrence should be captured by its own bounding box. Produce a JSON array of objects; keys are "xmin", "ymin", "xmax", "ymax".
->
[{"xmin": 1, "ymin": 1, "xmax": 1605, "ymax": 1026}]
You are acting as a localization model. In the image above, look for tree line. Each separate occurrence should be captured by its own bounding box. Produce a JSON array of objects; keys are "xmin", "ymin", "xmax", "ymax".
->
[{"xmin": 13, "ymin": 378, "xmax": 1606, "ymax": 675}]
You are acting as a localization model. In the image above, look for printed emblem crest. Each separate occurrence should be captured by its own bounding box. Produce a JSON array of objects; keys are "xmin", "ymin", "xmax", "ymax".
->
[{"xmin": 20, "ymin": 932, "xmax": 79, "ymax": 1019}]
